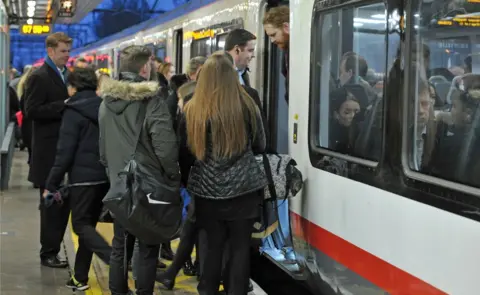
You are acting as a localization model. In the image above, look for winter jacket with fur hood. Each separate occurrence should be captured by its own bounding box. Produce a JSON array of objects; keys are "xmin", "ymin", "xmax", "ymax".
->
[{"xmin": 98, "ymin": 72, "xmax": 180, "ymax": 194}]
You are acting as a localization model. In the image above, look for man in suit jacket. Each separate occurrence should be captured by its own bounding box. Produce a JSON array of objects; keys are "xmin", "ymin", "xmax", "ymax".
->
[
  {"xmin": 224, "ymin": 30, "xmax": 269, "ymax": 141},
  {"xmin": 225, "ymin": 29, "xmax": 256, "ymax": 88},
  {"xmin": 25, "ymin": 32, "xmax": 72, "ymax": 268}
]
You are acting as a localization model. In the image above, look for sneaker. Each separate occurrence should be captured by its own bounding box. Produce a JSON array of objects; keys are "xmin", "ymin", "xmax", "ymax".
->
[
  {"xmin": 262, "ymin": 247, "xmax": 286, "ymax": 262},
  {"xmin": 284, "ymin": 247, "xmax": 296, "ymax": 261},
  {"xmin": 65, "ymin": 277, "xmax": 90, "ymax": 291}
]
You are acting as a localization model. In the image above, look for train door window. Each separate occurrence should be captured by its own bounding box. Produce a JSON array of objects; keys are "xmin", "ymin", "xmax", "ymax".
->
[
  {"xmin": 191, "ymin": 37, "xmax": 211, "ymax": 57},
  {"xmin": 310, "ymin": 2, "xmax": 388, "ymax": 163},
  {"xmin": 407, "ymin": 0, "xmax": 480, "ymax": 188},
  {"xmin": 215, "ymin": 33, "xmax": 228, "ymax": 51},
  {"xmin": 174, "ymin": 29, "xmax": 183, "ymax": 74},
  {"xmin": 156, "ymin": 47, "xmax": 166, "ymax": 60}
]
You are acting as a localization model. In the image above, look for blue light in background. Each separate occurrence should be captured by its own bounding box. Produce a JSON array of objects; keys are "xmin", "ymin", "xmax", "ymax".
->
[{"xmin": 10, "ymin": 0, "xmax": 185, "ymax": 72}]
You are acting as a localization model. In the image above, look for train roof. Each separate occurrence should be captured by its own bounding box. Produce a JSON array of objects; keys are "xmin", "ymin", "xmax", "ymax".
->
[{"xmin": 71, "ymin": 0, "xmax": 218, "ymax": 55}]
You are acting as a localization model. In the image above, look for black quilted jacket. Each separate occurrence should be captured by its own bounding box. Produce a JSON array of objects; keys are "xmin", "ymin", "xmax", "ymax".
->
[{"xmin": 178, "ymin": 106, "xmax": 267, "ymax": 200}]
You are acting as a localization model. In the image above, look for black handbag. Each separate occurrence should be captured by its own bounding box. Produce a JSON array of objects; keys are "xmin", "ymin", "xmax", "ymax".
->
[{"xmin": 102, "ymin": 102, "xmax": 183, "ymax": 245}]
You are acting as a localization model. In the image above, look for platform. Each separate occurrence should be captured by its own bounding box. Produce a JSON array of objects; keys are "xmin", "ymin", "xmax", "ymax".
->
[{"xmin": 0, "ymin": 150, "xmax": 266, "ymax": 295}]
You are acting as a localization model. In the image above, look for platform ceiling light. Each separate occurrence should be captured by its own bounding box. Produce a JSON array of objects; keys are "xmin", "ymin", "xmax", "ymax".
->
[
  {"xmin": 27, "ymin": 6, "xmax": 36, "ymax": 13},
  {"xmin": 27, "ymin": 11, "xmax": 35, "ymax": 17},
  {"xmin": 27, "ymin": 18, "xmax": 34, "ymax": 25},
  {"xmin": 27, "ymin": 1, "xmax": 37, "ymax": 7}
]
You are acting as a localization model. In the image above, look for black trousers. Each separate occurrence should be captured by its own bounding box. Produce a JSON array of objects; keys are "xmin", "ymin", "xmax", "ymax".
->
[
  {"xmin": 109, "ymin": 220, "xmax": 160, "ymax": 295},
  {"xmin": 197, "ymin": 217, "xmax": 255, "ymax": 295},
  {"xmin": 163, "ymin": 219, "xmax": 201, "ymax": 278},
  {"xmin": 70, "ymin": 184, "xmax": 112, "ymax": 283},
  {"xmin": 39, "ymin": 187, "xmax": 70, "ymax": 259}
]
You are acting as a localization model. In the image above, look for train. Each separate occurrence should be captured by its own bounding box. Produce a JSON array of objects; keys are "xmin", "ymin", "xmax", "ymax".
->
[{"xmin": 50, "ymin": 0, "xmax": 480, "ymax": 294}]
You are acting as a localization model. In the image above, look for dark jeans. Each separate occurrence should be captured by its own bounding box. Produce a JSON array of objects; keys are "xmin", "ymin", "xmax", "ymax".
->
[
  {"xmin": 39, "ymin": 187, "xmax": 70, "ymax": 259},
  {"xmin": 109, "ymin": 220, "xmax": 160, "ymax": 295},
  {"xmin": 70, "ymin": 184, "xmax": 112, "ymax": 283},
  {"xmin": 197, "ymin": 217, "xmax": 255, "ymax": 295}
]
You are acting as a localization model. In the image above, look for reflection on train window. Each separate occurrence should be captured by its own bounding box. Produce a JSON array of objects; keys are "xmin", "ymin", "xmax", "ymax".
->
[
  {"xmin": 216, "ymin": 34, "xmax": 227, "ymax": 51},
  {"xmin": 311, "ymin": 2, "xmax": 388, "ymax": 162},
  {"xmin": 410, "ymin": 0, "xmax": 480, "ymax": 187},
  {"xmin": 97, "ymin": 55, "xmax": 109, "ymax": 70},
  {"xmin": 156, "ymin": 47, "xmax": 166, "ymax": 60},
  {"xmin": 191, "ymin": 37, "xmax": 211, "ymax": 57}
]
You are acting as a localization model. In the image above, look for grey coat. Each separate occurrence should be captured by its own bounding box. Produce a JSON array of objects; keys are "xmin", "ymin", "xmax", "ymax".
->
[{"xmin": 98, "ymin": 72, "xmax": 180, "ymax": 194}]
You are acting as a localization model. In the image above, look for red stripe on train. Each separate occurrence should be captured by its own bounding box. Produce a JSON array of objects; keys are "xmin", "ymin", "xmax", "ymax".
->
[{"xmin": 290, "ymin": 212, "xmax": 447, "ymax": 295}]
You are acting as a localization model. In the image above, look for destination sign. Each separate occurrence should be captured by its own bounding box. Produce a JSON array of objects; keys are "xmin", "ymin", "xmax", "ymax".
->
[
  {"xmin": 20, "ymin": 24, "xmax": 51, "ymax": 35},
  {"xmin": 437, "ymin": 16, "xmax": 480, "ymax": 27}
]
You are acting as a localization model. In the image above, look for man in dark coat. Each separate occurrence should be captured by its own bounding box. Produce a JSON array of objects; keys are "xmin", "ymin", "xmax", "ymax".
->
[{"xmin": 24, "ymin": 32, "xmax": 72, "ymax": 268}]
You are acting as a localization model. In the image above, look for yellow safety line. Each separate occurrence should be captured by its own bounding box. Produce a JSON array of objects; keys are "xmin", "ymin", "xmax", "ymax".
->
[
  {"xmin": 70, "ymin": 220, "xmax": 104, "ymax": 295},
  {"xmin": 72, "ymin": 220, "xmax": 200, "ymax": 294}
]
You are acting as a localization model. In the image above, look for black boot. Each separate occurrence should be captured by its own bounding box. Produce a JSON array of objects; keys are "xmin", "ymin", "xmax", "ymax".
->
[
  {"xmin": 161, "ymin": 242, "xmax": 174, "ymax": 261},
  {"xmin": 182, "ymin": 260, "xmax": 196, "ymax": 276},
  {"xmin": 157, "ymin": 259, "xmax": 167, "ymax": 269},
  {"xmin": 155, "ymin": 272, "xmax": 175, "ymax": 290}
]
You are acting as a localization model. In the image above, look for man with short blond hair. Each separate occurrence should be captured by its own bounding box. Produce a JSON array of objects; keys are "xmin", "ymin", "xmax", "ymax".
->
[{"xmin": 25, "ymin": 32, "xmax": 72, "ymax": 268}]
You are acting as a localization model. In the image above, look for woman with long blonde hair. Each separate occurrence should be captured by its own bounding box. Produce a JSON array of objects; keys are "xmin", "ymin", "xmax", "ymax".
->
[
  {"xmin": 18, "ymin": 66, "xmax": 36, "ymax": 163},
  {"xmin": 178, "ymin": 52, "xmax": 267, "ymax": 295}
]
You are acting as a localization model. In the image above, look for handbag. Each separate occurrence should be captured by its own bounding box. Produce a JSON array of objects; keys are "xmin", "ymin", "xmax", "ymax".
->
[{"xmin": 102, "ymin": 102, "xmax": 183, "ymax": 245}]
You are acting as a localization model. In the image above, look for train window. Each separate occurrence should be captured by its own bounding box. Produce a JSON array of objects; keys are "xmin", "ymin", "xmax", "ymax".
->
[
  {"xmin": 216, "ymin": 33, "xmax": 227, "ymax": 51},
  {"xmin": 310, "ymin": 2, "xmax": 387, "ymax": 162},
  {"xmin": 408, "ymin": 0, "xmax": 480, "ymax": 188},
  {"xmin": 191, "ymin": 37, "xmax": 211, "ymax": 57}
]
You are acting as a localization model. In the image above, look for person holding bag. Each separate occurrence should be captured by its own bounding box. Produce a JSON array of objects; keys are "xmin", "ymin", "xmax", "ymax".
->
[
  {"xmin": 178, "ymin": 52, "xmax": 267, "ymax": 295},
  {"xmin": 44, "ymin": 67, "xmax": 111, "ymax": 291},
  {"xmin": 99, "ymin": 45, "xmax": 181, "ymax": 295}
]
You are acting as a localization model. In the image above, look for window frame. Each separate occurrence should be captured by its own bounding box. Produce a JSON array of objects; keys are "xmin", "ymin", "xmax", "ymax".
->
[
  {"xmin": 188, "ymin": 18, "xmax": 244, "ymax": 58},
  {"xmin": 215, "ymin": 32, "xmax": 228, "ymax": 51},
  {"xmin": 400, "ymin": 0, "xmax": 480, "ymax": 197},
  {"xmin": 308, "ymin": 0, "xmax": 388, "ymax": 169},
  {"xmin": 190, "ymin": 36, "xmax": 212, "ymax": 58}
]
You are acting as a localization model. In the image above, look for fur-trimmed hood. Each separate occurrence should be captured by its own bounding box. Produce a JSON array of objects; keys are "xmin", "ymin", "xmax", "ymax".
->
[{"xmin": 99, "ymin": 75, "xmax": 160, "ymax": 114}]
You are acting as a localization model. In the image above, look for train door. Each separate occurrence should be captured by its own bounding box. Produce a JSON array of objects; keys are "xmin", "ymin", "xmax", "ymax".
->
[
  {"xmin": 174, "ymin": 28, "xmax": 183, "ymax": 74},
  {"xmin": 260, "ymin": 0, "xmax": 305, "ymax": 279}
]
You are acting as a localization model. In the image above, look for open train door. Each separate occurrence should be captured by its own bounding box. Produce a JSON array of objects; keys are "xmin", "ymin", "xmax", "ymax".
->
[{"xmin": 258, "ymin": 0, "xmax": 307, "ymax": 280}]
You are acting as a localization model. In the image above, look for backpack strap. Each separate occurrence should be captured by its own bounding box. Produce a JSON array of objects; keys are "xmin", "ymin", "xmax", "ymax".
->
[
  {"xmin": 131, "ymin": 101, "xmax": 148, "ymax": 160},
  {"xmin": 262, "ymin": 153, "xmax": 278, "ymax": 201}
]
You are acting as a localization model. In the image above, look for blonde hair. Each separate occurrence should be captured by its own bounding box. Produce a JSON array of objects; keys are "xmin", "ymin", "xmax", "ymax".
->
[
  {"xmin": 46, "ymin": 32, "xmax": 72, "ymax": 48},
  {"xmin": 17, "ymin": 67, "xmax": 35, "ymax": 99},
  {"xmin": 184, "ymin": 52, "xmax": 258, "ymax": 160},
  {"xmin": 159, "ymin": 62, "xmax": 173, "ymax": 76}
]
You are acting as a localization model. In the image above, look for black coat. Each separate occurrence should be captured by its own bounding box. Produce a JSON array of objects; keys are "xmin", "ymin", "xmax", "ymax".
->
[
  {"xmin": 24, "ymin": 63, "xmax": 68, "ymax": 186},
  {"xmin": 177, "ymin": 85, "xmax": 270, "ymax": 185},
  {"xmin": 19, "ymin": 95, "xmax": 33, "ymax": 150},
  {"xmin": 178, "ymin": 99, "xmax": 267, "ymax": 200},
  {"xmin": 8, "ymin": 85, "xmax": 19, "ymax": 122},
  {"xmin": 45, "ymin": 90, "xmax": 108, "ymax": 192}
]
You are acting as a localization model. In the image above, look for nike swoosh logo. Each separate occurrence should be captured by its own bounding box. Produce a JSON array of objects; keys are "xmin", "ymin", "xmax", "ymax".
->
[{"xmin": 146, "ymin": 193, "xmax": 171, "ymax": 205}]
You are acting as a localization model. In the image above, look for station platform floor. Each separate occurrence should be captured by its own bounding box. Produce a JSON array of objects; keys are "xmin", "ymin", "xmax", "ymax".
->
[{"xmin": 0, "ymin": 150, "xmax": 266, "ymax": 295}]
